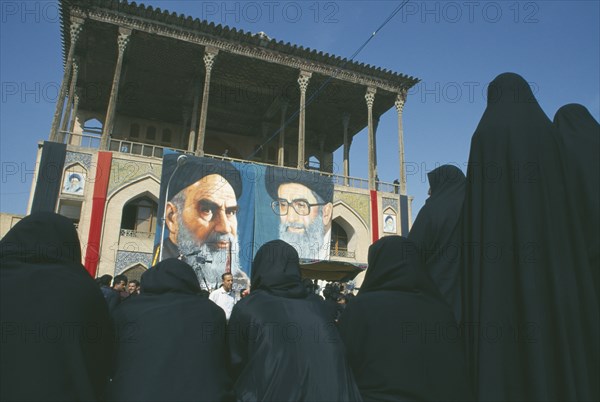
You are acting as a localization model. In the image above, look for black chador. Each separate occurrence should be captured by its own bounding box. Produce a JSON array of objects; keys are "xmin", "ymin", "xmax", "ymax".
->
[
  {"xmin": 107, "ymin": 258, "xmax": 232, "ymax": 402},
  {"xmin": 554, "ymin": 103, "xmax": 600, "ymax": 297},
  {"xmin": 0, "ymin": 212, "xmax": 113, "ymax": 401},
  {"xmin": 409, "ymin": 164, "xmax": 466, "ymax": 321},
  {"xmin": 462, "ymin": 73, "xmax": 599, "ymax": 401},
  {"xmin": 338, "ymin": 236, "xmax": 472, "ymax": 402},
  {"xmin": 227, "ymin": 240, "xmax": 362, "ymax": 402}
]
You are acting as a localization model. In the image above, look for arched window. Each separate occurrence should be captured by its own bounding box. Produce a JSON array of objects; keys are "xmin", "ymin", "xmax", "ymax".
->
[
  {"xmin": 130, "ymin": 123, "xmax": 140, "ymax": 138},
  {"xmin": 121, "ymin": 197, "xmax": 158, "ymax": 234},
  {"xmin": 82, "ymin": 118, "xmax": 103, "ymax": 148},
  {"xmin": 330, "ymin": 221, "xmax": 349, "ymax": 255},
  {"xmin": 308, "ymin": 155, "xmax": 320, "ymax": 170}
]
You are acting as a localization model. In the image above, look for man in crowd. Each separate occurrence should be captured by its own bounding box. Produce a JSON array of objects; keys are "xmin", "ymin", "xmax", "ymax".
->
[
  {"xmin": 127, "ymin": 279, "xmax": 140, "ymax": 296},
  {"xmin": 112, "ymin": 274, "xmax": 128, "ymax": 301},
  {"xmin": 209, "ymin": 273, "xmax": 236, "ymax": 320}
]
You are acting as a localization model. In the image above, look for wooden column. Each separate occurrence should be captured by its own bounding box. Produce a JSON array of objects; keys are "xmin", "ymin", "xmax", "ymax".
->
[
  {"xmin": 101, "ymin": 27, "xmax": 131, "ymax": 150},
  {"xmin": 187, "ymin": 81, "xmax": 201, "ymax": 152},
  {"xmin": 342, "ymin": 113, "xmax": 350, "ymax": 185},
  {"xmin": 373, "ymin": 116, "xmax": 380, "ymax": 181},
  {"xmin": 297, "ymin": 71, "xmax": 312, "ymax": 169},
  {"xmin": 395, "ymin": 90, "xmax": 408, "ymax": 195},
  {"xmin": 181, "ymin": 107, "xmax": 191, "ymax": 149},
  {"xmin": 49, "ymin": 17, "xmax": 83, "ymax": 142},
  {"xmin": 195, "ymin": 47, "xmax": 218, "ymax": 156},
  {"xmin": 278, "ymin": 98, "xmax": 288, "ymax": 166},
  {"xmin": 365, "ymin": 87, "xmax": 377, "ymax": 190},
  {"xmin": 68, "ymin": 87, "xmax": 81, "ymax": 144},
  {"xmin": 59, "ymin": 57, "xmax": 79, "ymax": 143},
  {"xmin": 261, "ymin": 123, "xmax": 269, "ymax": 162}
]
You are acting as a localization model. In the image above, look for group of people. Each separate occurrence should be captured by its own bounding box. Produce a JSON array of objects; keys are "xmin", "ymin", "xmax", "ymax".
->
[
  {"xmin": 0, "ymin": 72, "xmax": 598, "ymax": 402},
  {"xmin": 95, "ymin": 274, "xmax": 140, "ymax": 311},
  {"xmin": 407, "ymin": 73, "xmax": 599, "ymax": 401}
]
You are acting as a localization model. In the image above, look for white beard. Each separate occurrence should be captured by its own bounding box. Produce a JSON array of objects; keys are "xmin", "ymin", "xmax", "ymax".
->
[
  {"xmin": 279, "ymin": 215, "xmax": 325, "ymax": 260},
  {"xmin": 176, "ymin": 219, "xmax": 249, "ymax": 291}
]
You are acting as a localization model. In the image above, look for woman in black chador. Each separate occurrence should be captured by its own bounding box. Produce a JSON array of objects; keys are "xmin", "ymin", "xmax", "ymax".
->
[
  {"xmin": 408, "ymin": 164, "xmax": 466, "ymax": 321},
  {"xmin": 462, "ymin": 73, "xmax": 599, "ymax": 401},
  {"xmin": 553, "ymin": 103, "xmax": 600, "ymax": 296},
  {"xmin": 107, "ymin": 258, "xmax": 232, "ymax": 402},
  {"xmin": 0, "ymin": 212, "xmax": 113, "ymax": 401},
  {"xmin": 338, "ymin": 236, "xmax": 472, "ymax": 402},
  {"xmin": 227, "ymin": 240, "xmax": 361, "ymax": 402}
]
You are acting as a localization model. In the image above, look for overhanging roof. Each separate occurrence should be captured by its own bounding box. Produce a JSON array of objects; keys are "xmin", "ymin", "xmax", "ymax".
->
[
  {"xmin": 58, "ymin": 0, "xmax": 420, "ymax": 153},
  {"xmin": 300, "ymin": 260, "xmax": 366, "ymax": 282}
]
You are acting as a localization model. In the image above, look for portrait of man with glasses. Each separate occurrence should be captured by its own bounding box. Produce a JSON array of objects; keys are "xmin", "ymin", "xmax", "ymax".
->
[{"xmin": 265, "ymin": 166, "xmax": 334, "ymax": 260}]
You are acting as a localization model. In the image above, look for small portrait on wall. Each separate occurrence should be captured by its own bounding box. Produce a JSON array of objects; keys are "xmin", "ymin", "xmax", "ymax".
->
[
  {"xmin": 62, "ymin": 171, "xmax": 85, "ymax": 195},
  {"xmin": 383, "ymin": 213, "xmax": 396, "ymax": 234}
]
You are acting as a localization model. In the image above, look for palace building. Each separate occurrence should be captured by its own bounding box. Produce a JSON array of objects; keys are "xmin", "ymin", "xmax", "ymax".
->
[{"xmin": 20, "ymin": 0, "xmax": 419, "ymax": 280}]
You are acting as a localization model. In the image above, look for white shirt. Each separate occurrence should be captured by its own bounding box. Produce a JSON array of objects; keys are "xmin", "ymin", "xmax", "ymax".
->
[{"xmin": 209, "ymin": 287, "xmax": 236, "ymax": 320}]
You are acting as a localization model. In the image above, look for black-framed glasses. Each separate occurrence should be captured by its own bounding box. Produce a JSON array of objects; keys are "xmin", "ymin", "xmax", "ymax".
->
[{"xmin": 271, "ymin": 198, "xmax": 327, "ymax": 216}]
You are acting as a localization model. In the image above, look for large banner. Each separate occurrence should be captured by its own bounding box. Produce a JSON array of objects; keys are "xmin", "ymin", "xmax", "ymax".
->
[{"xmin": 153, "ymin": 153, "xmax": 333, "ymax": 291}]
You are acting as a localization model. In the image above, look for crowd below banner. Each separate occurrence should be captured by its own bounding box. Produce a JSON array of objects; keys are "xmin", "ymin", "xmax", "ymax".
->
[{"xmin": 0, "ymin": 73, "xmax": 598, "ymax": 402}]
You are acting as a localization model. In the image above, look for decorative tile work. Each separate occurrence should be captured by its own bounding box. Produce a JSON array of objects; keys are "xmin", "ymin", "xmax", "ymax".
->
[
  {"xmin": 115, "ymin": 250, "xmax": 152, "ymax": 275},
  {"xmin": 65, "ymin": 151, "xmax": 92, "ymax": 170},
  {"xmin": 108, "ymin": 158, "xmax": 162, "ymax": 194},
  {"xmin": 334, "ymin": 191, "xmax": 370, "ymax": 226},
  {"xmin": 382, "ymin": 197, "xmax": 399, "ymax": 213}
]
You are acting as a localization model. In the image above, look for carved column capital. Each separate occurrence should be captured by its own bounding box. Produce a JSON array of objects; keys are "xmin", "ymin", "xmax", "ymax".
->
[
  {"xmin": 395, "ymin": 90, "xmax": 407, "ymax": 113},
  {"xmin": 365, "ymin": 87, "xmax": 377, "ymax": 109},
  {"xmin": 69, "ymin": 18, "xmax": 84, "ymax": 42},
  {"xmin": 203, "ymin": 48, "xmax": 219, "ymax": 74},
  {"xmin": 117, "ymin": 28, "xmax": 132, "ymax": 54},
  {"xmin": 298, "ymin": 71, "xmax": 312, "ymax": 94}
]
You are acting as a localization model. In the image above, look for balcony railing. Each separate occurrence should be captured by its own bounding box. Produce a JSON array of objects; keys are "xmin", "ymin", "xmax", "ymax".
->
[
  {"xmin": 60, "ymin": 131, "xmax": 188, "ymax": 159},
  {"xmin": 120, "ymin": 229, "xmax": 155, "ymax": 239},
  {"xmin": 60, "ymin": 133, "xmax": 399, "ymax": 194},
  {"xmin": 109, "ymin": 138, "xmax": 173, "ymax": 159},
  {"xmin": 61, "ymin": 131, "xmax": 101, "ymax": 149},
  {"xmin": 330, "ymin": 249, "xmax": 356, "ymax": 258}
]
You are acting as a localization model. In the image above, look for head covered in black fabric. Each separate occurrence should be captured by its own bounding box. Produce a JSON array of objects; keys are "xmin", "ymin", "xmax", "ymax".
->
[
  {"xmin": 265, "ymin": 165, "xmax": 333, "ymax": 203},
  {"xmin": 427, "ymin": 165, "xmax": 466, "ymax": 200},
  {"xmin": 360, "ymin": 236, "xmax": 442, "ymax": 297},
  {"xmin": 477, "ymin": 72, "xmax": 550, "ymax": 134},
  {"xmin": 162, "ymin": 154, "xmax": 242, "ymax": 202},
  {"xmin": 141, "ymin": 258, "xmax": 201, "ymax": 295},
  {"xmin": 554, "ymin": 103, "xmax": 600, "ymax": 132},
  {"xmin": 251, "ymin": 240, "xmax": 307, "ymax": 298},
  {"xmin": 486, "ymin": 72, "xmax": 539, "ymax": 106},
  {"xmin": 0, "ymin": 212, "xmax": 81, "ymax": 265}
]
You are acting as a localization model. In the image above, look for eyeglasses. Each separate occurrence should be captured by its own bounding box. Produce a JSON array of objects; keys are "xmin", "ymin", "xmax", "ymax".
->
[{"xmin": 271, "ymin": 198, "xmax": 327, "ymax": 216}]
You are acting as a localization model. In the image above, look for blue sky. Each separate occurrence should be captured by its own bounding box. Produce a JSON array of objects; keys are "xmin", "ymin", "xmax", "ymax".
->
[{"xmin": 1, "ymin": 0, "xmax": 599, "ymax": 220}]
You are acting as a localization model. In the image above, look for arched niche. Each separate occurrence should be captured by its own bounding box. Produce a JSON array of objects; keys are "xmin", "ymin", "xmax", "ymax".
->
[
  {"xmin": 331, "ymin": 201, "xmax": 370, "ymax": 262},
  {"xmin": 96, "ymin": 176, "xmax": 160, "ymax": 278}
]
